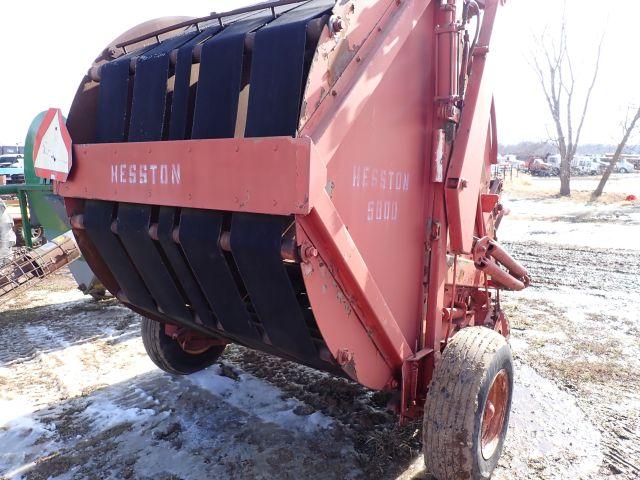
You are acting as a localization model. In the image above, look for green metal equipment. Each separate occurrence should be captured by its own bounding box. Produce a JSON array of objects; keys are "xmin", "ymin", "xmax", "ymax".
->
[{"xmin": 0, "ymin": 113, "xmax": 104, "ymax": 296}]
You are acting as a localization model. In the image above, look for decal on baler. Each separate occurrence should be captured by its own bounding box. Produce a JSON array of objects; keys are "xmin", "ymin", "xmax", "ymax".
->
[
  {"xmin": 109, "ymin": 163, "xmax": 181, "ymax": 185},
  {"xmin": 352, "ymin": 165, "xmax": 411, "ymax": 223}
]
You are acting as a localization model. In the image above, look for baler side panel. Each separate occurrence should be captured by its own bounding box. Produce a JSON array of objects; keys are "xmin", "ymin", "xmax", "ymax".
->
[{"xmin": 296, "ymin": 0, "xmax": 435, "ymax": 388}]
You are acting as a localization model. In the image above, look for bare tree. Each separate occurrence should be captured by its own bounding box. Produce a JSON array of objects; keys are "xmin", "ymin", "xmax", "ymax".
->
[
  {"xmin": 592, "ymin": 105, "xmax": 640, "ymax": 199},
  {"xmin": 531, "ymin": 12, "xmax": 604, "ymax": 196}
]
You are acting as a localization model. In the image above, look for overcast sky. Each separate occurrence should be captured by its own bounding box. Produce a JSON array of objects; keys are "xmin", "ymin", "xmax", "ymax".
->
[{"xmin": 0, "ymin": 0, "xmax": 637, "ymax": 146}]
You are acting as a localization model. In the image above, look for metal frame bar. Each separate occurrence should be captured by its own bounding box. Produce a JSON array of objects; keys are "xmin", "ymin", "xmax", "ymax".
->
[{"xmin": 114, "ymin": 0, "xmax": 309, "ymax": 50}]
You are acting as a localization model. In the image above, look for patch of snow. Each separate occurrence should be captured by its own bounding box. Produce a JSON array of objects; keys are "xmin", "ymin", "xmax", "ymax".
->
[
  {"xmin": 188, "ymin": 365, "xmax": 333, "ymax": 433},
  {"xmin": 81, "ymin": 400, "xmax": 156, "ymax": 432},
  {"xmin": 0, "ymin": 398, "xmax": 57, "ymax": 477}
]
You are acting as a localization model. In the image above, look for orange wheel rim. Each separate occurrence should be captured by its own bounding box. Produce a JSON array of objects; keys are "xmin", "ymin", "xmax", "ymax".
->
[{"xmin": 481, "ymin": 369, "xmax": 509, "ymax": 460}]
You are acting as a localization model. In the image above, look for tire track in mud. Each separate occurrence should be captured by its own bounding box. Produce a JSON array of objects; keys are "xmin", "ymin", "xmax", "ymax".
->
[
  {"xmin": 504, "ymin": 240, "xmax": 640, "ymax": 293},
  {"xmin": 505, "ymin": 239, "xmax": 640, "ymax": 479}
]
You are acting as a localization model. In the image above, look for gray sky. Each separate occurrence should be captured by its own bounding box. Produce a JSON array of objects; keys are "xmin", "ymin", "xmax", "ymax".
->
[{"xmin": 0, "ymin": 0, "xmax": 636, "ymax": 146}]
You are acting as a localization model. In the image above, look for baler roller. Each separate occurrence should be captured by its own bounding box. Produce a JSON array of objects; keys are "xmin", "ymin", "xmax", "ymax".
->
[{"xmin": 70, "ymin": 0, "xmax": 340, "ymax": 373}]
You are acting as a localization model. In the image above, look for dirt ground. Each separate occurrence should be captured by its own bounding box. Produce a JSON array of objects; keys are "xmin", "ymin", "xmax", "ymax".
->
[{"xmin": 0, "ymin": 173, "xmax": 639, "ymax": 479}]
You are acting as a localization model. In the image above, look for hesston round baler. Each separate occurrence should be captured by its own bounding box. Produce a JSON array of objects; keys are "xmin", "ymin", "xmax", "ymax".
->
[{"xmin": 42, "ymin": 0, "xmax": 530, "ymax": 478}]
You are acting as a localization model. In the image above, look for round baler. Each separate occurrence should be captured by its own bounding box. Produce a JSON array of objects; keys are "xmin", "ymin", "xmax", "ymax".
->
[{"xmin": 51, "ymin": 1, "xmax": 529, "ymax": 478}]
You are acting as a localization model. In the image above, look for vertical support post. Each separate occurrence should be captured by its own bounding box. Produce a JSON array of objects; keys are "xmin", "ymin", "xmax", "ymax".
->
[{"xmin": 18, "ymin": 189, "xmax": 32, "ymax": 249}]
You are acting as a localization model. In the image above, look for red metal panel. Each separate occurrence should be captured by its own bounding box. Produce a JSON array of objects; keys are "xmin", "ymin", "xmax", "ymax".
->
[
  {"xmin": 444, "ymin": 0, "xmax": 501, "ymax": 254},
  {"xmin": 300, "ymin": 0, "xmax": 434, "ymax": 374},
  {"xmin": 57, "ymin": 137, "xmax": 320, "ymax": 215}
]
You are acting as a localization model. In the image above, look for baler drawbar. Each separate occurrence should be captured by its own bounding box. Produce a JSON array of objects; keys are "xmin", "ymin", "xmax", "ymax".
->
[{"xmin": 45, "ymin": 1, "xmax": 528, "ymax": 478}]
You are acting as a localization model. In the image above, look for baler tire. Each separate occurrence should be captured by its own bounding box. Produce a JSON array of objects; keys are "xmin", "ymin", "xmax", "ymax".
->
[
  {"xmin": 423, "ymin": 327, "xmax": 513, "ymax": 480},
  {"xmin": 141, "ymin": 317, "xmax": 225, "ymax": 376}
]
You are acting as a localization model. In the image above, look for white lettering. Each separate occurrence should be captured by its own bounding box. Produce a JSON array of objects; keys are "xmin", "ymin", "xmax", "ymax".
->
[
  {"xmin": 171, "ymin": 164, "xmax": 181, "ymax": 184},
  {"xmin": 129, "ymin": 164, "xmax": 137, "ymax": 184},
  {"xmin": 160, "ymin": 165, "xmax": 168, "ymax": 185},
  {"xmin": 403, "ymin": 173, "xmax": 409, "ymax": 191},
  {"xmin": 353, "ymin": 166, "xmax": 360, "ymax": 187},
  {"xmin": 362, "ymin": 167, "xmax": 369, "ymax": 188},
  {"xmin": 395, "ymin": 172, "xmax": 402, "ymax": 191},
  {"xmin": 149, "ymin": 165, "xmax": 158, "ymax": 184},
  {"xmin": 108, "ymin": 163, "xmax": 182, "ymax": 185},
  {"xmin": 365, "ymin": 200, "xmax": 399, "ymax": 223}
]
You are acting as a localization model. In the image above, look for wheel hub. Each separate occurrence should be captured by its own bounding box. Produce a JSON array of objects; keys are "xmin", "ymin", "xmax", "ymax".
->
[{"xmin": 481, "ymin": 369, "xmax": 509, "ymax": 459}]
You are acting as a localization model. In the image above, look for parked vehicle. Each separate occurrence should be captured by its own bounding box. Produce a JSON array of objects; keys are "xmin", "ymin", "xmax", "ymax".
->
[
  {"xmin": 572, "ymin": 156, "xmax": 601, "ymax": 176},
  {"xmin": 615, "ymin": 159, "xmax": 635, "ymax": 174},
  {"xmin": 0, "ymin": 156, "xmax": 24, "ymax": 184},
  {"xmin": 0, "ymin": 154, "xmax": 23, "ymax": 167},
  {"xmin": 527, "ymin": 158, "xmax": 554, "ymax": 176}
]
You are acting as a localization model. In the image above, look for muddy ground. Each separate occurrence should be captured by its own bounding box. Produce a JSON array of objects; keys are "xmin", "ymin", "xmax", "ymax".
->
[{"xmin": 1, "ymin": 174, "xmax": 639, "ymax": 479}]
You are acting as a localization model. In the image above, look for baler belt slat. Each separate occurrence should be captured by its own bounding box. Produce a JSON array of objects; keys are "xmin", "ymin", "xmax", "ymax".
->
[
  {"xmin": 128, "ymin": 55, "xmax": 171, "ymax": 141},
  {"xmin": 116, "ymin": 204, "xmax": 194, "ymax": 323},
  {"xmin": 169, "ymin": 26, "xmax": 223, "ymax": 141},
  {"xmin": 178, "ymin": 210, "xmax": 263, "ymax": 341},
  {"xmin": 219, "ymin": 1, "xmax": 333, "ymax": 362},
  {"xmin": 245, "ymin": 0, "xmax": 334, "ymax": 137},
  {"xmin": 90, "ymin": 55, "xmax": 161, "ymax": 312},
  {"xmin": 192, "ymin": 14, "xmax": 272, "ymax": 139},
  {"xmin": 95, "ymin": 59, "xmax": 131, "ymax": 143},
  {"xmin": 191, "ymin": 2, "xmax": 308, "ymax": 139},
  {"xmin": 157, "ymin": 207, "xmax": 218, "ymax": 329},
  {"xmin": 83, "ymin": 201, "xmax": 156, "ymax": 312},
  {"xmin": 117, "ymin": 33, "xmax": 209, "ymax": 327},
  {"xmin": 231, "ymin": 213, "xmax": 318, "ymax": 361}
]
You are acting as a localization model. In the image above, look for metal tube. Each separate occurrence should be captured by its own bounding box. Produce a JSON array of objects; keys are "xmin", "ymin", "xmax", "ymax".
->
[
  {"xmin": 475, "ymin": 259, "xmax": 525, "ymax": 291},
  {"xmin": 0, "ymin": 230, "xmax": 81, "ymax": 305},
  {"xmin": 487, "ymin": 240, "xmax": 528, "ymax": 279}
]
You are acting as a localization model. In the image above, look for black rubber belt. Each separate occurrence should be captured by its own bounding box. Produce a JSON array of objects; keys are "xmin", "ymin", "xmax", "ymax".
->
[
  {"xmin": 116, "ymin": 32, "xmax": 204, "ymax": 327},
  {"xmin": 245, "ymin": 0, "xmax": 334, "ymax": 137},
  {"xmin": 178, "ymin": 210, "xmax": 262, "ymax": 341},
  {"xmin": 230, "ymin": 214, "xmax": 317, "ymax": 359},
  {"xmin": 156, "ymin": 207, "xmax": 218, "ymax": 329},
  {"xmin": 83, "ymin": 201, "xmax": 156, "ymax": 312},
  {"xmin": 169, "ymin": 27, "xmax": 222, "ymax": 141},
  {"xmin": 191, "ymin": 4, "xmax": 306, "ymax": 138},
  {"xmin": 86, "ymin": 54, "xmax": 157, "ymax": 311},
  {"xmin": 231, "ymin": 0, "xmax": 335, "ymax": 361}
]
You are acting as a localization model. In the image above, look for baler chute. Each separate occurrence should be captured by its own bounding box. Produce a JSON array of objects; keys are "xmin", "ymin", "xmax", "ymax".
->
[{"xmin": 48, "ymin": 1, "xmax": 528, "ymax": 478}]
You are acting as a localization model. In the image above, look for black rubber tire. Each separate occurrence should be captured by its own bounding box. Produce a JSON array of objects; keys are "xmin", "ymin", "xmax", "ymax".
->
[
  {"xmin": 423, "ymin": 327, "xmax": 513, "ymax": 480},
  {"xmin": 141, "ymin": 317, "xmax": 226, "ymax": 375}
]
